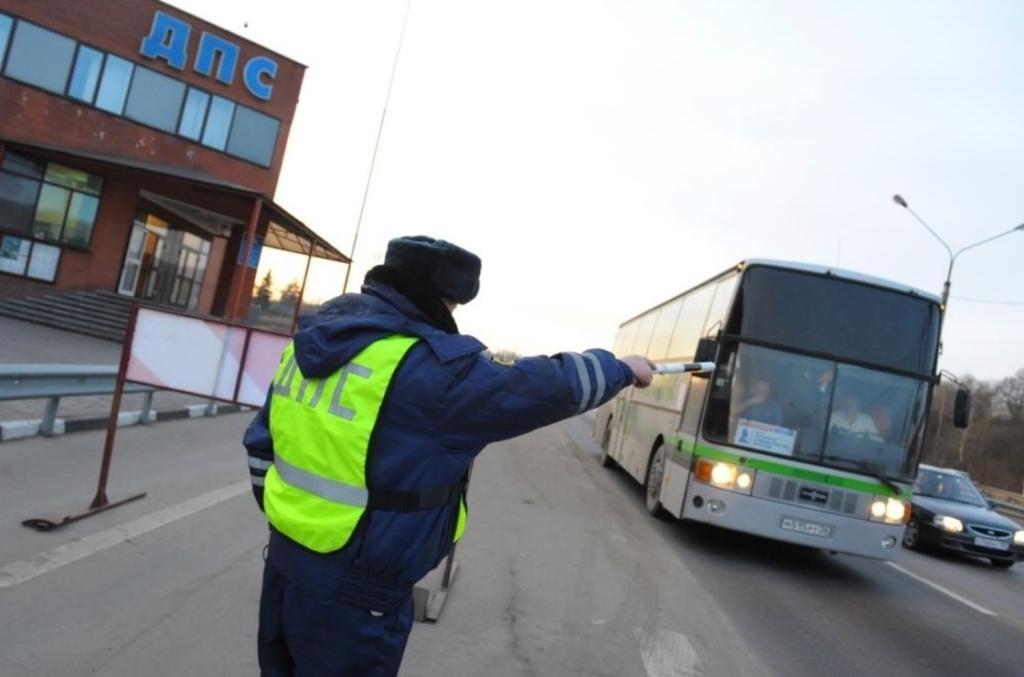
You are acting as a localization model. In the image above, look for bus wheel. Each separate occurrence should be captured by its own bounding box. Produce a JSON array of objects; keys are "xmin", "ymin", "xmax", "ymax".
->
[
  {"xmin": 645, "ymin": 444, "xmax": 668, "ymax": 518},
  {"xmin": 600, "ymin": 425, "xmax": 617, "ymax": 469}
]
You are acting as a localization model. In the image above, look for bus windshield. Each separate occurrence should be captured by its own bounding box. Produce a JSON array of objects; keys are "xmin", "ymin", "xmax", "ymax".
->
[{"xmin": 705, "ymin": 343, "xmax": 929, "ymax": 481}]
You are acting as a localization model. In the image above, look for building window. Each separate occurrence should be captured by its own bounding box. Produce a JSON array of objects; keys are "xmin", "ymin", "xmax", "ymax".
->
[
  {"xmin": 0, "ymin": 152, "xmax": 103, "ymax": 258},
  {"xmin": 0, "ymin": 235, "xmax": 59, "ymax": 282},
  {"xmin": 124, "ymin": 66, "xmax": 186, "ymax": 133},
  {"xmin": 202, "ymin": 96, "xmax": 235, "ymax": 151},
  {"xmin": 0, "ymin": 14, "xmax": 281, "ymax": 168},
  {"xmin": 95, "ymin": 54, "xmax": 134, "ymax": 115},
  {"xmin": 67, "ymin": 45, "xmax": 104, "ymax": 103},
  {"xmin": 0, "ymin": 14, "xmax": 13, "ymax": 70},
  {"xmin": 3, "ymin": 20, "xmax": 76, "ymax": 95},
  {"xmin": 226, "ymin": 105, "xmax": 280, "ymax": 167},
  {"xmin": 178, "ymin": 88, "xmax": 210, "ymax": 141}
]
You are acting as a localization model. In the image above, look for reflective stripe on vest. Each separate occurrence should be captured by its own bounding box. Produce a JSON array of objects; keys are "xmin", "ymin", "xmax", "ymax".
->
[{"xmin": 265, "ymin": 335, "xmax": 419, "ymax": 553}]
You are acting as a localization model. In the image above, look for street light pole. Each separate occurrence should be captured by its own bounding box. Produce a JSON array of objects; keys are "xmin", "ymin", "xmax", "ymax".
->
[{"xmin": 892, "ymin": 194, "xmax": 1024, "ymax": 311}]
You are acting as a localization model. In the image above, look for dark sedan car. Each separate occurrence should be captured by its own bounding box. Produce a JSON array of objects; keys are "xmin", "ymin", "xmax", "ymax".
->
[{"xmin": 903, "ymin": 464, "xmax": 1024, "ymax": 568}]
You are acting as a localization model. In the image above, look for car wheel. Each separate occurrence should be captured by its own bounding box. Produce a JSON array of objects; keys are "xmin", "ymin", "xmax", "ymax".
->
[
  {"xmin": 902, "ymin": 517, "xmax": 920, "ymax": 550},
  {"xmin": 645, "ymin": 444, "xmax": 668, "ymax": 518},
  {"xmin": 600, "ymin": 425, "xmax": 617, "ymax": 469},
  {"xmin": 991, "ymin": 558, "xmax": 1015, "ymax": 569}
]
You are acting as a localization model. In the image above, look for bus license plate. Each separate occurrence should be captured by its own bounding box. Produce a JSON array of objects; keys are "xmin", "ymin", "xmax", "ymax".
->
[
  {"xmin": 780, "ymin": 517, "xmax": 833, "ymax": 538},
  {"xmin": 974, "ymin": 536, "xmax": 1009, "ymax": 551}
]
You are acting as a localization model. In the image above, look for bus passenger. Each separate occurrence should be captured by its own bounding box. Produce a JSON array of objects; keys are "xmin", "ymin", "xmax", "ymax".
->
[{"xmin": 738, "ymin": 378, "xmax": 783, "ymax": 426}]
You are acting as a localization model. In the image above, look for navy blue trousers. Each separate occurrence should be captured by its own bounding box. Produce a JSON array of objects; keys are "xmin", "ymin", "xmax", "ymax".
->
[{"xmin": 258, "ymin": 560, "xmax": 415, "ymax": 677}]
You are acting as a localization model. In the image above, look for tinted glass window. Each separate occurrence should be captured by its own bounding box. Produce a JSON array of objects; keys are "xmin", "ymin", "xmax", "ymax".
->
[
  {"xmin": 178, "ymin": 88, "xmax": 210, "ymax": 141},
  {"xmin": 4, "ymin": 21, "xmax": 76, "ymax": 94},
  {"xmin": 630, "ymin": 312, "xmax": 658, "ymax": 355},
  {"xmin": 735, "ymin": 267, "xmax": 940, "ymax": 375},
  {"xmin": 44, "ymin": 163, "xmax": 102, "ymax": 194},
  {"xmin": 67, "ymin": 46, "xmax": 103, "ymax": 103},
  {"xmin": 124, "ymin": 67, "xmax": 187, "ymax": 133},
  {"xmin": 0, "ymin": 234, "xmax": 30, "ymax": 276},
  {"xmin": 26, "ymin": 242, "xmax": 59, "ymax": 281},
  {"xmin": 202, "ymin": 96, "xmax": 235, "ymax": 150},
  {"xmin": 667, "ymin": 284, "xmax": 715, "ymax": 359},
  {"xmin": 647, "ymin": 299, "xmax": 682, "ymax": 360},
  {"xmin": 2, "ymin": 151, "xmax": 45, "ymax": 178},
  {"xmin": 32, "ymin": 184, "xmax": 70, "ymax": 241},
  {"xmin": 705, "ymin": 274, "xmax": 739, "ymax": 336},
  {"xmin": 63, "ymin": 192, "xmax": 99, "ymax": 247},
  {"xmin": 226, "ymin": 105, "xmax": 279, "ymax": 166},
  {"xmin": 0, "ymin": 15, "xmax": 13, "ymax": 69},
  {"xmin": 0, "ymin": 171, "xmax": 40, "ymax": 235},
  {"xmin": 95, "ymin": 55, "xmax": 134, "ymax": 115}
]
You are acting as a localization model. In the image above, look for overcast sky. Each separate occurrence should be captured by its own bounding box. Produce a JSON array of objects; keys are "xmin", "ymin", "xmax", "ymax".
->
[{"xmin": 173, "ymin": 0, "xmax": 1024, "ymax": 381}]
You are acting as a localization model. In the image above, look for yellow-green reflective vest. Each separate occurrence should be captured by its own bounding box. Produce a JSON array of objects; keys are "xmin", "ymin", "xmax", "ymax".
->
[{"xmin": 265, "ymin": 335, "xmax": 467, "ymax": 554}]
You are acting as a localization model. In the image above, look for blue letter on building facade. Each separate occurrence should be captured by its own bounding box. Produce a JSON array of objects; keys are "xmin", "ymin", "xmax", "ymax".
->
[
  {"xmin": 244, "ymin": 56, "xmax": 278, "ymax": 101},
  {"xmin": 195, "ymin": 32, "xmax": 239, "ymax": 85},
  {"xmin": 140, "ymin": 10, "xmax": 190, "ymax": 70}
]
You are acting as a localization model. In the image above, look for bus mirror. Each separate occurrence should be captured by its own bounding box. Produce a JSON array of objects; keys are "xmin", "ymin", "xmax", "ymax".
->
[
  {"xmin": 953, "ymin": 388, "xmax": 971, "ymax": 429},
  {"xmin": 695, "ymin": 337, "xmax": 718, "ymax": 365}
]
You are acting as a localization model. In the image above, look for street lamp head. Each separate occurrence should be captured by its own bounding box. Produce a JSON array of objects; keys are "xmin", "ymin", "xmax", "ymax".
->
[
  {"xmin": 893, "ymin": 194, "xmax": 908, "ymax": 208},
  {"xmin": 1014, "ymin": 224, "xmax": 1024, "ymax": 232}
]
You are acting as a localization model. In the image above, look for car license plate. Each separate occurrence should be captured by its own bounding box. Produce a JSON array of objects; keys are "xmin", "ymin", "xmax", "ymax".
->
[
  {"xmin": 974, "ymin": 536, "xmax": 1009, "ymax": 551},
  {"xmin": 780, "ymin": 517, "xmax": 833, "ymax": 538}
]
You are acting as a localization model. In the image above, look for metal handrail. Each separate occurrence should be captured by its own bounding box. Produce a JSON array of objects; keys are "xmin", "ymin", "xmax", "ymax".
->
[{"xmin": 0, "ymin": 364, "xmax": 157, "ymax": 435}]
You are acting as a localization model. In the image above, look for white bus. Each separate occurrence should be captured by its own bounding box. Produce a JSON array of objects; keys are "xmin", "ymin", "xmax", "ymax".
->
[{"xmin": 594, "ymin": 260, "xmax": 945, "ymax": 559}]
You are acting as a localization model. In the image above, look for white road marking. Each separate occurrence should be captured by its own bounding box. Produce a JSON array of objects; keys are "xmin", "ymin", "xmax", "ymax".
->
[
  {"xmin": 0, "ymin": 481, "xmax": 249, "ymax": 590},
  {"xmin": 885, "ymin": 562, "xmax": 998, "ymax": 617},
  {"xmin": 636, "ymin": 629, "xmax": 701, "ymax": 677}
]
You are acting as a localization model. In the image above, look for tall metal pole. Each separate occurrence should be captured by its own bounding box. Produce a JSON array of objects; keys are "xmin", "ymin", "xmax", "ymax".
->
[
  {"xmin": 342, "ymin": 0, "xmax": 413, "ymax": 293},
  {"xmin": 892, "ymin": 194, "xmax": 1024, "ymax": 314}
]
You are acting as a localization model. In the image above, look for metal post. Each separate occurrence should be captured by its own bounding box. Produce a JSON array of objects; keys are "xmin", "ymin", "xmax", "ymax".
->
[
  {"xmin": 140, "ymin": 390, "xmax": 154, "ymax": 424},
  {"xmin": 41, "ymin": 397, "xmax": 60, "ymax": 436},
  {"xmin": 90, "ymin": 305, "xmax": 139, "ymax": 509},
  {"xmin": 229, "ymin": 197, "xmax": 263, "ymax": 321},
  {"xmin": 290, "ymin": 246, "xmax": 314, "ymax": 334},
  {"xmin": 341, "ymin": 0, "xmax": 413, "ymax": 293}
]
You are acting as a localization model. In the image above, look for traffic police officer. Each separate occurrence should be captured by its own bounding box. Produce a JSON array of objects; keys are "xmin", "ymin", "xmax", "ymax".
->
[{"xmin": 244, "ymin": 236, "xmax": 655, "ymax": 676}]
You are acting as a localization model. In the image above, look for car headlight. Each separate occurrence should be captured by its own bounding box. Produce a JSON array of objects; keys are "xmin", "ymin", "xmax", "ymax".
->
[
  {"xmin": 869, "ymin": 498, "xmax": 908, "ymax": 525},
  {"xmin": 933, "ymin": 515, "xmax": 964, "ymax": 533},
  {"xmin": 1014, "ymin": 530, "xmax": 1024, "ymax": 545},
  {"xmin": 695, "ymin": 458, "xmax": 755, "ymax": 495}
]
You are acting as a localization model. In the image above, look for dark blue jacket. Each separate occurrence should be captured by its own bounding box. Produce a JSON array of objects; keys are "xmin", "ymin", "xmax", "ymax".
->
[{"xmin": 243, "ymin": 281, "xmax": 633, "ymax": 610}]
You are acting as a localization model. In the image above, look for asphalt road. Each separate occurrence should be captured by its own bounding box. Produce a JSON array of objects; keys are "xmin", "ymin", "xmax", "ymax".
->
[{"xmin": 1, "ymin": 413, "xmax": 1023, "ymax": 676}]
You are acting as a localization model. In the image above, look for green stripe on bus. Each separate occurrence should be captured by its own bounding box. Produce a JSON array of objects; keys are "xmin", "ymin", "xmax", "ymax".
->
[{"xmin": 664, "ymin": 434, "xmax": 909, "ymax": 498}]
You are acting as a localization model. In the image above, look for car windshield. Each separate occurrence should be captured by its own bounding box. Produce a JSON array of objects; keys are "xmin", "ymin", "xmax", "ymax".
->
[
  {"xmin": 704, "ymin": 343, "xmax": 929, "ymax": 481},
  {"xmin": 914, "ymin": 469, "xmax": 987, "ymax": 507}
]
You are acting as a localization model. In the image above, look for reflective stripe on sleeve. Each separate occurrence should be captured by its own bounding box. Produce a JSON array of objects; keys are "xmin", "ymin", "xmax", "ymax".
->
[
  {"xmin": 583, "ymin": 352, "xmax": 606, "ymax": 409},
  {"xmin": 274, "ymin": 454, "xmax": 369, "ymax": 507},
  {"xmin": 251, "ymin": 475, "xmax": 265, "ymax": 487},
  {"xmin": 565, "ymin": 352, "xmax": 592, "ymax": 414},
  {"xmin": 249, "ymin": 457, "xmax": 273, "ymax": 471}
]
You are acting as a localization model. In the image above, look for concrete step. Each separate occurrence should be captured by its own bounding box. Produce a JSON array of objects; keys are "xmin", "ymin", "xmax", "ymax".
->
[
  {"xmin": 37, "ymin": 295, "xmax": 132, "ymax": 322},
  {"xmin": 6, "ymin": 295, "xmax": 128, "ymax": 326},
  {"xmin": 0, "ymin": 297, "xmax": 125, "ymax": 342}
]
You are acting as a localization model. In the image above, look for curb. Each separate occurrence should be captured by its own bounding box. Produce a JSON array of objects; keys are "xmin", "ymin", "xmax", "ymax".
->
[{"xmin": 0, "ymin": 403, "xmax": 252, "ymax": 442}]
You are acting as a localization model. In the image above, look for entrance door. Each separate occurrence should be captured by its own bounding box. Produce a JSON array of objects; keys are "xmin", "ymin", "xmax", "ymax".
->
[{"xmin": 117, "ymin": 225, "xmax": 147, "ymax": 296}]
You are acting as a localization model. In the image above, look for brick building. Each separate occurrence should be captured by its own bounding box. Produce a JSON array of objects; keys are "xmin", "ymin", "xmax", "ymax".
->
[{"xmin": 0, "ymin": 0, "xmax": 346, "ymax": 338}]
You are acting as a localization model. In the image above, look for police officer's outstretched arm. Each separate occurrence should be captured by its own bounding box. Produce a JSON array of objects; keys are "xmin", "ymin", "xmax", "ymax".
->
[{"xmin": 441, "ymin": 349, "xmax": 654, "ymax": 448}]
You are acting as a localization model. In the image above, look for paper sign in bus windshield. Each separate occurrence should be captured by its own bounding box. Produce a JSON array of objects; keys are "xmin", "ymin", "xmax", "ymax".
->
[{"xmin": 735, "ymin": 418, "xmax": 797, "ymax": 455}]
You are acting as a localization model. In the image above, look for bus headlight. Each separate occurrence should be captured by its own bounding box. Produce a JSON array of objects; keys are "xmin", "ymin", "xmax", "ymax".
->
[
  {"xmin": 934, "ymin": 515, "xmax": 964, "ymax": 533},
  {"xmin": 695, "ymin": 458, "xmax": 755, "ymax": 495},
  {"xmin": 870, "ymin": 498, "xmax": 908, "ymax": 525},
  {"xmin": 1014, "ymin": 530, "xmax": 1024, "ymax": 545}
]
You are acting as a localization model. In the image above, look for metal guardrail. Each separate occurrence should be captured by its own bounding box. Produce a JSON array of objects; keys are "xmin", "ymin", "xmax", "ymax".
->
[{"xmin": 0, "ymin": 364, "xmax": 158, "ymax": 436}]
